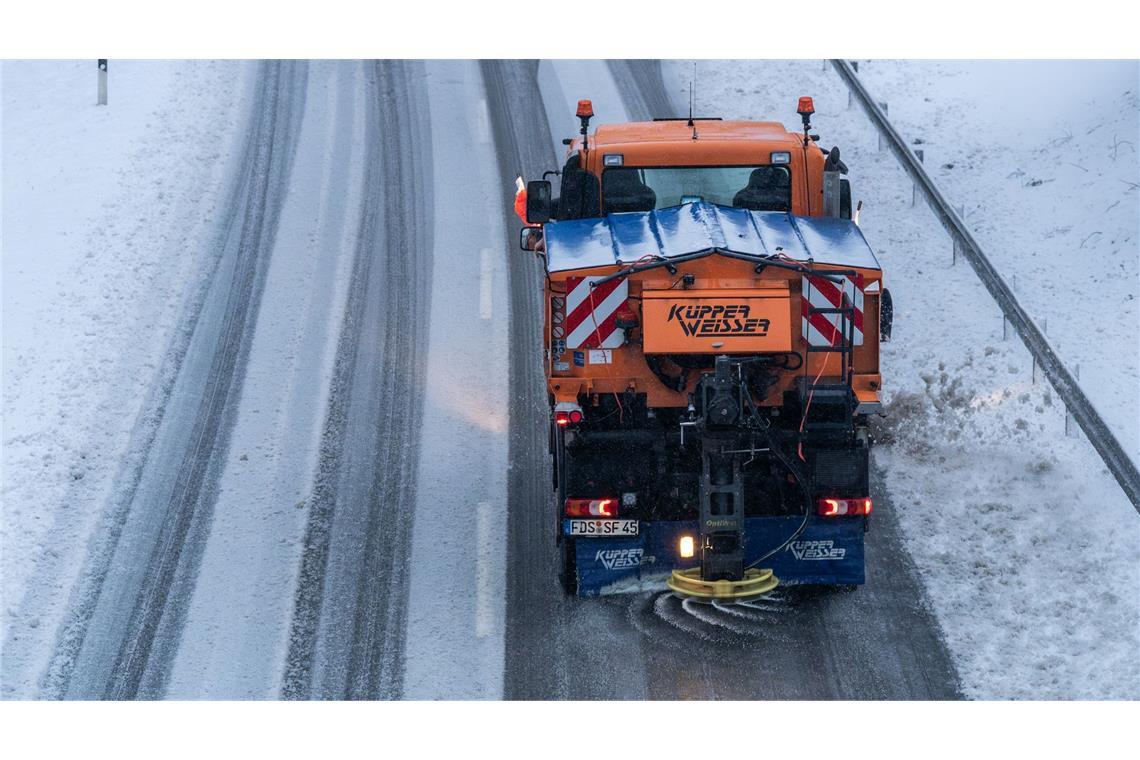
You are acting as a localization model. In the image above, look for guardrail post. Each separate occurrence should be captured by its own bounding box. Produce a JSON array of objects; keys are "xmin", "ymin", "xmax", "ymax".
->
[
  {"xmin": 877, "ymin": 103, "xmax": 888, "ymax": 151},
  {"xmin": 912, "ymin": 149, "xmax": 924, "ymax": 205},
  {"xmin": 1066, "ymin": 364, "xmax": 1080, "ymax": 436},
  {"xmin": 97, "ymin": 59, "xmax": 108, "ymax": 106},
  {"xmin": 1033, "ymin": 318, "xmax": 1046, "ymax": 384},
  {"xmin": 1003, "ymin": 275, "xmax": 1017, "ymax": 341},
  {"xmin": 952, "ymin": 205, "xmax": 965, "ymax": 265}
]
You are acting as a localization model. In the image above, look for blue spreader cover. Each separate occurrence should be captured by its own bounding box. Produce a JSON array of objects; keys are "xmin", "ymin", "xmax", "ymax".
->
[
  {"xmin": 544, "ymin": 202, "xmax": 881, "ymax": 274},
  {"xmin": 572, "ymin": 516, "xmax": 865, "ymax": 596}
]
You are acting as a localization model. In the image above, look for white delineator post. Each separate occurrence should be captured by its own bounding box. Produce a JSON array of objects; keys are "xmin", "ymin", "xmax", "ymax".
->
[{"xmin": 97, "ymin": 59, "xmax": 108, "ymax": 105}]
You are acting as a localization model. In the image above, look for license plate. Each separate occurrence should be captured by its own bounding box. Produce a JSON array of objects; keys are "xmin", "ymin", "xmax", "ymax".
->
[{"xmin": 564, "ymin": 519, "xmax": 639, "ymax": 537}]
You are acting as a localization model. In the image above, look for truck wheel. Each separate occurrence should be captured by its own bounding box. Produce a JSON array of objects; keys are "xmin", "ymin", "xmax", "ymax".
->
[{"xmin": 559, "ymin": 539, "xmax": 577, "ymax": 596}]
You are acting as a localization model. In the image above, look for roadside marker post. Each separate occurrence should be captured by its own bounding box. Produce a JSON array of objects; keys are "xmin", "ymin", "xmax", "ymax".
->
[{"xmin": 97, "ymin": 59, "xmax": 108, "ymax": 105}]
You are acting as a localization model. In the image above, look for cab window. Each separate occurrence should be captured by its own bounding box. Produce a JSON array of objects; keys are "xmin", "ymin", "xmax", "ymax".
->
[{"xmin": 602, "ymin": 166, "xmax": 790, "ymax": 214}]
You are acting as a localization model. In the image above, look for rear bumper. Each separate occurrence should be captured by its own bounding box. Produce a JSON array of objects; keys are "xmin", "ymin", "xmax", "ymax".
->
[{"xmin": 573, "ymin": 516, "xmax": 865, "ymax": 597}]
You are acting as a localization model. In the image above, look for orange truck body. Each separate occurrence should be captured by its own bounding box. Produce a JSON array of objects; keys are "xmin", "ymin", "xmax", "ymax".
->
[{"xmin": 543, "ymin": 119, "xmax": 882, "ymax": 412}]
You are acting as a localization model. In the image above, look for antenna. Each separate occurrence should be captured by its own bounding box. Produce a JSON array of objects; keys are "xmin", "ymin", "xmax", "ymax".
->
[{"xmin": 687, "ymin": 62, "xmax": 695, "ymax": 127}]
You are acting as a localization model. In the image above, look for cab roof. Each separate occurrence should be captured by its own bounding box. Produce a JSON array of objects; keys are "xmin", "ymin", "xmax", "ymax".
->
[
  {"xmin": 590, "ymin": 119, "xmax": 801, "ymax": 149},
  {"xmin": 580, "ymin": 119, "xmax": 808, "ymax": 167}
]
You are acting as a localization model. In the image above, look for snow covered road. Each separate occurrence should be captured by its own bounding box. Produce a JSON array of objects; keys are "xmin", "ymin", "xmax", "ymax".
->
[
  {"xmin": 279, "ymin": 60, "xmax": 433, "ymax": 700},
  {"xmin": 41, "ymin": 60, "xmax": 308, "ymax": 699},
  {"xmin": 3, "ymin": 58, "xmax": 1133, "ymax": 700}
]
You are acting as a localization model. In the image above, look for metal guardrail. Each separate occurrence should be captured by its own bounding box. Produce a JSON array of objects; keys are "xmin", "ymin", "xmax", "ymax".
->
[{"xmin": 831, "ymin": 59, "xmax": 1140, "ymax": 512}]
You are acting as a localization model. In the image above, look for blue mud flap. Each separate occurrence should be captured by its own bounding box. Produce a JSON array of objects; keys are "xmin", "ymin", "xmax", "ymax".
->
[{"xmin": 573, "ymin": 517, "xmax": 865, "ymax": 597}]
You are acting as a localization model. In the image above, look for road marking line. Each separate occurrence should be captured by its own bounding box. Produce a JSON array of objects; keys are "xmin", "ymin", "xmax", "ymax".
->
[
  {"xmin": 473, "ymin": 97, "xmax": 491, "ymax": 145},
  {"xmin": 475, "ymin": 501, "xmax": 494, "ymax": 638},
  {"xmin": 479, "ymin": 248, "xmax": 494, "ymax": 320}
]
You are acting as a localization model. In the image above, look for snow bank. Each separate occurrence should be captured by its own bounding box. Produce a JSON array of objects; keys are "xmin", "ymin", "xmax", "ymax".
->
[
  {"xmin": 1, "ymin": 60, "xmax": 250, "ymax": 695},
  {"xmin": 665, "ymin": 59, "xmax": 1139, "ymax": 699},
  {"xmin": 857, "ymin": 60, "xmax": 1140, "ymax": 467}
]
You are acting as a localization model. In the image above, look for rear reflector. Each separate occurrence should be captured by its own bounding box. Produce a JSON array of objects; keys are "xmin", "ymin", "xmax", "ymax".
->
[
  {"xmin": 564, "ymin": 498, "xmax": 617, "ymax": 518},
  {"xmin": 818, "ymin": 497, "xmax": 872, "ymax": 517}
]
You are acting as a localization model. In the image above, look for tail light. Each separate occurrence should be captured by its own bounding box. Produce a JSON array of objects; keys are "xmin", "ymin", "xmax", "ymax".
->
[
  {"xmin": 818, "ymin": 497, "xmax": 872, "ymax": 517},
  {"xmin": 554, "ymin": 401, "xmax": 584, "ymax": 427},
  {"xmin": 564, "ymin": 498, "xmax": 617, "ymax": 518}
]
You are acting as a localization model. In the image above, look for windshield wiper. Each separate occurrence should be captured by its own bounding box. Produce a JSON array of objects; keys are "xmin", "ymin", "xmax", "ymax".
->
[
  {"xmin": 719, "ymin": 251, "xmax": 853, "ymax": 282},
  {"xmin": 589, "ymin": 249, "xmax": 853, "ymax": 289},
  {"xmin": 588, "ymin": 251, "xmax": 712, "ymax": 289}
]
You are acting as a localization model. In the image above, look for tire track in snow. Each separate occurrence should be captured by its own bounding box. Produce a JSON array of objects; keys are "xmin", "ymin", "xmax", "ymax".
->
[
  {"xmin": 281, "ymin": 60, "xmax": 433, "ymax": 700},
  {"xmin": 39, "ymin": 60, "xmax": 309, "ymax": 699}
]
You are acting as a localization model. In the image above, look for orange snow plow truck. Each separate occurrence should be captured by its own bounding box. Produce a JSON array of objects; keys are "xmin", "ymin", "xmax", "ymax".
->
[{"xmin": 519, "ymin": 98, "xmax": 893, "ymax": 602}]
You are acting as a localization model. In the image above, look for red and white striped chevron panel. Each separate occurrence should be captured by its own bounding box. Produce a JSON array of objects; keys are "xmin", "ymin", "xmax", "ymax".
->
[
  {"xmin": 562, "ymin": 276, "xmax": 629, "ymax": 349},
  {"xmin": 801, "ymin": 274, "xmax": 865, "ymax": 347}
]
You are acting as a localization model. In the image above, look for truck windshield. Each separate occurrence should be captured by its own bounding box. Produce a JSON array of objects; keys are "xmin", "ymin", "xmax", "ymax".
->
[{"xmin": 602, "ymin": 165, "xmax": 790, "ymax": 214}]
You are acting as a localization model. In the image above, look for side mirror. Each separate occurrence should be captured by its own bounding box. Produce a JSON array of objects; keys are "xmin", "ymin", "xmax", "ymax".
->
[
  {"xmin": 880, "ymin": 287, "xmax": 893, "ymax": 342},
  {"xmin": 839, "ymin": 178, "xmax": 852, "ymax": 220},
  {"xmin": 520, "ymin": 227, "xmax": 543, "ymax": 252},
  {"xmin": 525, "ymin": 180, "xmax": 552, "ymax": 224}
]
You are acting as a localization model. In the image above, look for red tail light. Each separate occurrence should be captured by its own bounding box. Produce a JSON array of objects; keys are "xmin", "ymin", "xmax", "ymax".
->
[
  {"xmin": 564, "ymin": 498, "xmax": 618, "ymax": 518},
  {"xmin": 554, "ymin": 410, "xmax": 584, "ymax": 426},
  {"xmin": 818, "ymin": 497, "xmax": 872, "ymax": 517},
  {"xmin": 554, "ymin": 403, "xmax": 584, "ymax": 427}
]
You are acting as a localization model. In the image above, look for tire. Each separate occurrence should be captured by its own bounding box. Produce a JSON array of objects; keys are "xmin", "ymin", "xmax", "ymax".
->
[{"xmin": 559, "ymin": 538, "xmax": 577, "ymax": 596}]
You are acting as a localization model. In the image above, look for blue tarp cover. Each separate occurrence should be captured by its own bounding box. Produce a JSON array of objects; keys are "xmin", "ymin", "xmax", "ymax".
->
[{"xmin": 544, "ymin": 202, "xmax": 881, "ymax": 274}]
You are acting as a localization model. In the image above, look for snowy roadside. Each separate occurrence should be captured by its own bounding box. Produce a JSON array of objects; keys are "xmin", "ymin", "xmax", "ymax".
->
[
  {"xmin": 856, "ymin": 60, "xmax": 1140, "ymax": 468},
  {"xmin": 664, "ymin": 59, "xmax": 1139, "ymax": 699},
  {"xmin": 1, "ymin": 60, "xmax": 251, "ymax": 696}
]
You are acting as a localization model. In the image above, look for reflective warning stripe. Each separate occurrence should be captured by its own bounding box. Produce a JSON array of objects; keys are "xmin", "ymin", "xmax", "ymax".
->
[
  {"xmin": 801, "ymin": 274, "xmax": 865, "ymax": 346},
  {"xmin": 564, "ymin": 276, "xmax": 628, "ymax": 348}
]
